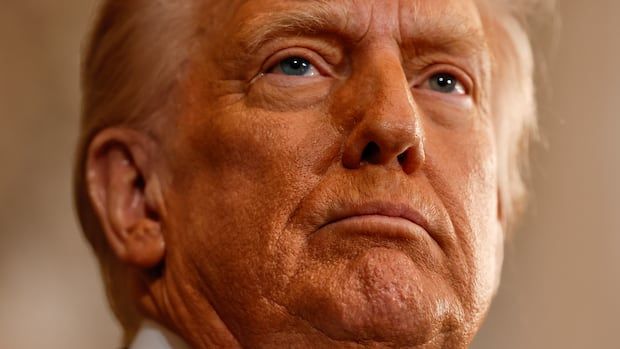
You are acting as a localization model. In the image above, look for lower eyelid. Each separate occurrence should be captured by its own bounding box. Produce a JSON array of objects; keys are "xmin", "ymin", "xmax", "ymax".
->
[
  {"xmin": 420, "ymin": 79, "xmax": 469, "ymax": 96},
  {"xmin": 412, "ymin": 89, "xmax": 474, "ymax": 110},
  {"xmin": 249, "ymin": 70, "xmax": 330, "ymax": 91}
]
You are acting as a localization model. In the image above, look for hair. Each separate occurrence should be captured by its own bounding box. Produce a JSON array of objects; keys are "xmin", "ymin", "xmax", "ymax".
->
[
  {"xmin": 482, "ymin": 0, "xmax": 557, "ymax": 230},
  {"xmin": 74, "ymin": 0, "xmax": 197, "ymax": 342},
  {"xmin": 74, "ymin": 0, "xmax": 554, "ymax": 344}
]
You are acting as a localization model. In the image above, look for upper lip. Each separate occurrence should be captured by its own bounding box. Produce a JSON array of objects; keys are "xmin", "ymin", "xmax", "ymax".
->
[{"xmin": 318, "ymin": 200, "xmax": 431, "ymax": 234}]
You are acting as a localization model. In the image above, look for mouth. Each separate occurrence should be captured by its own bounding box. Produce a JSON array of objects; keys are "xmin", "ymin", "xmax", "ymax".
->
[{"xmin": 317, "ymin": 201, "xmax": 432, "ymax": 241}]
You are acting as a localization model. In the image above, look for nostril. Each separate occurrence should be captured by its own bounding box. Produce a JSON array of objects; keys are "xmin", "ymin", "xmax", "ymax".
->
[
  {"xmin": 397, "ymin": 152, "xmax": 408, "ymax": 164},
  {"xmin": 361, "ymin": 141, "xmax": 381, "ymax": 164}
]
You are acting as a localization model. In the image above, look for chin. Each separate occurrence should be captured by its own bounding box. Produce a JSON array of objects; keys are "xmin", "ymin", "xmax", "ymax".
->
[{"xmin": 287, "ymin": 247, "xmax": 467, "ymax": 347}]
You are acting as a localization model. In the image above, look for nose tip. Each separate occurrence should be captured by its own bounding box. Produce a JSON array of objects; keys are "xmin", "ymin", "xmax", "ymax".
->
[{"xmin": 342, "ymin": 123, "xmax": 425, "ymax": 175}]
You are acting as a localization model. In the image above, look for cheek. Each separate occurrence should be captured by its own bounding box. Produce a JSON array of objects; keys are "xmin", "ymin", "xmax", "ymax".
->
[
  {"xmin": 164, "ymin": 101, "xmax": 341, "ymax": 295},
  {"xmin": 424, "ymin": 119, "xmax": 502, "ymax": 310}
]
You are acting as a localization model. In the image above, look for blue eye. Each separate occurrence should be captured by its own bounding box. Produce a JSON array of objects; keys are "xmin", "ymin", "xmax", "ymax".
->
[
  {"xmin": 428, "ymin": 73, "xmax": 466, "ymax": 94},
  {"xmin": 272, "ymin": 56, "xmax": 319, "ymax": 77}
]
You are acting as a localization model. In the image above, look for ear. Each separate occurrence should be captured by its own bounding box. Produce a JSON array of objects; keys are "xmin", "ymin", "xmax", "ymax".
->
[
  {"xmin": 493, "ymin": 187, "xmax": 506, "ymax": 295},
  {"xmin": 86, "ymin": 128, "xmax": 166, "ymax": 269},
  {"xmin": 497, "ymin": 187, "xmax": 506, "ymax": 227}
]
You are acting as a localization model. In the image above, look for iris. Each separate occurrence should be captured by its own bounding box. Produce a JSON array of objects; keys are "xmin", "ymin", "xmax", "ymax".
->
[
  {"xmin": 429, "ymin": 73, "xmax": 464, "ymax": 94},
  {"xmin": 279, "ymin": 57, "xmax": 312, "ymax": 76}
]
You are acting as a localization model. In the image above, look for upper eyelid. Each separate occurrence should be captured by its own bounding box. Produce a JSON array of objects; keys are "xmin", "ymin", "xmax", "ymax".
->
[
  {"xmin": 262, "ymin": 51, "xmax": 296, "ymax": 72},
  {"xmin": 268, "ymin": 57, "xmax": 317, "ymax": 75},
  {"xmin": 261, "ymin": 48, "xmax": 334, "ymax": 76},
  {"xmin": 412, "ymin": 65, "xmax": 474, "ymax": 94}
]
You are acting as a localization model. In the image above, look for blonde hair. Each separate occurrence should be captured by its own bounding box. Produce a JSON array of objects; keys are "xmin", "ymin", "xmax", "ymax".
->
[
  {"xmin": 482, "ymin": 0, "xmax": 557, "ymax": 229},
  {"xmin": 75, "ymin": 0, "xmax": 196, "ymax": 342},
  {"xmin": 74, "ymin": 0, "xmax": 553, "ymax": 343}
]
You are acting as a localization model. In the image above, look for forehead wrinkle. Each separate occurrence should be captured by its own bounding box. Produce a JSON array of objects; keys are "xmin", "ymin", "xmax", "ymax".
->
[
  {"xmin": 233, "ymin": 0, "xmax": 351, "ymax": 53},
  {"xmin": 231, "ymin": 0, "xmax": 488, "ymax": 57}
]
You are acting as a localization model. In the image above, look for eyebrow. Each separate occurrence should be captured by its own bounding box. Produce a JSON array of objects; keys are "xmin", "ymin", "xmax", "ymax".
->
[
  {"xmin": 401, "ymin": 10, "xmax": 489, "ymax": 58},
  {"xmin": 233, "ymin": 0, "xmax": 488, "ymax": 59},
  {"xmin": 233, "ymin": 1, "xmax": 350, "ymax": 53}
]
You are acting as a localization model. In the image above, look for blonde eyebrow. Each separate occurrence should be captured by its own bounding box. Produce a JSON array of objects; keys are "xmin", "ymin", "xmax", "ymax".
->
[
  {"xmin": 233, "ymin": 1, "xmax": 349, "ymax": 53},
  {"xmin": 405, "ymin": 24, "xmax": 488, "ymax": 58}
]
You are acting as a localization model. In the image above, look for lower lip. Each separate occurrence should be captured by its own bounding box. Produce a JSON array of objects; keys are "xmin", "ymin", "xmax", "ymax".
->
[{"xmin": 319, "ymin": 215, "xmax": 427, "ymax": 240}]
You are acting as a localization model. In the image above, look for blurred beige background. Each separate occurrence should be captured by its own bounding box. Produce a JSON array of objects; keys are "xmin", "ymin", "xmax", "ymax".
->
[{"xmin": 0, "ymin": 1, "xmax": 618, "ymax": 348}]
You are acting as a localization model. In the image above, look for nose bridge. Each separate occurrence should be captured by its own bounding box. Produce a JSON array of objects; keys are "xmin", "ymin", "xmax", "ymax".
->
[
  {"xmin": 364, "ymin": 58, "xmax": 419, "ymax": 142},
  {"xmin": 341, "ymin": 50, "xmax": 425, "ymax": 174},
  {"xmin": 366, "ymin": 57, "xmax": 416, "ymax": 125}
]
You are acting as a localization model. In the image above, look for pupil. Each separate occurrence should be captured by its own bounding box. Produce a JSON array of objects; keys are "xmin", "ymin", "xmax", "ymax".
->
[
  {"xmin": 281, "ymin": 57, "xmax": 310, "ymax": 76},
  {"xmin": 430, "ymin": 73, "xmax": 457, "ymax": 93},
  {"xmin": 436, "ymin": 75, "xmax": 454, "ymax": 87},
  {"xmin": 290, "ymin": 59, "xmax": 302, "ymax": 69}
]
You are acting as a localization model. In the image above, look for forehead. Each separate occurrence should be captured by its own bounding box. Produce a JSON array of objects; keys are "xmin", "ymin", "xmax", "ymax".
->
[
  {"xmin": 206, "ymin": 0, "xmax": 487, "ymax": 56},
  {"xmin": 225, "ymin": 0, "xmax": 482, "ymax": 23}
]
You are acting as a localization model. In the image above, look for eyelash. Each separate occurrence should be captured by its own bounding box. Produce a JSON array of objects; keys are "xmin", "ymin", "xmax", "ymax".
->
[
  {"xmin": 413, "ymin": 65, "xmax": 473, "ymax": 96},
  {"xmin": 259, "ymin": 50, "xmax": 473, "ymax": 96},
  {"xmin": 262, "ymin": 49, "xmax": 333, "ymax": 77}
]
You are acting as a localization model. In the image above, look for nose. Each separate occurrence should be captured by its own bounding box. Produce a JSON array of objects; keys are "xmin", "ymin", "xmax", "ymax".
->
[{"xmin": 341, "ymin": 59, "xmax": 425, "ymax": 175}]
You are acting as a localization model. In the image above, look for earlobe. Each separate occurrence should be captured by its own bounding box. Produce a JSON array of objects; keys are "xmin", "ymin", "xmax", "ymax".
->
[
  {"xmin": 124, "ymin": 219, "xmax": 166, "ymax": 268},
  {"xmin": 86, "ymin": 128, "xmax": 166, "ymax": 269},
  {"xmin": 493, "ymin": 187, "xmax": 506, "ymax": 295},
  {"xmin": 497, "ymin": 186, "xmax": 508, "ymax": 229}
]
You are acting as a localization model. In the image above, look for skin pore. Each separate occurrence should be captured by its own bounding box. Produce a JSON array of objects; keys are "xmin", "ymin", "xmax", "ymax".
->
[{"xmin": 85, "ymin": 0, "xmax": 511, "ymax": 348}]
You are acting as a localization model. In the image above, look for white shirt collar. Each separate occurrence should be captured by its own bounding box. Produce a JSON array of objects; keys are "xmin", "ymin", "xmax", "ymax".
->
[{"xmin": 130, "ymin": 320, "xmax": 192, "ymax": 349}]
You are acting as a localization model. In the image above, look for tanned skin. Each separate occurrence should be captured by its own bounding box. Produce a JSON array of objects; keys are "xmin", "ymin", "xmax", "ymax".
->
[{"xmin": 86, "ymin": 0, "xmax": 509, "ymax": 348}]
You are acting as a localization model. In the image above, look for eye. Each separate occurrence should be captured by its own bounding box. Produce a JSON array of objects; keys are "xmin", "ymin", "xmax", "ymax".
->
[
  {"xmin": 269, "ymin": 56, "xmax": 319, "ymax": 77},
  {"xmin": 426, "ymin": 72, "xmax": 467, "ymax": 95}
]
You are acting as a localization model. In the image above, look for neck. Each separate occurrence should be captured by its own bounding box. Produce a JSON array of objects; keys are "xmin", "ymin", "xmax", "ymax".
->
[{"xmin": 130, "ymin": 319, "xmax": 192, "ymax": 349}]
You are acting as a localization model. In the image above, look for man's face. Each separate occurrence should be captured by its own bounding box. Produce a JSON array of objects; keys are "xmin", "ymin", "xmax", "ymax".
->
[{"xmin": 158, "ymin": 0, "xmax": 503, "ymax": 347}]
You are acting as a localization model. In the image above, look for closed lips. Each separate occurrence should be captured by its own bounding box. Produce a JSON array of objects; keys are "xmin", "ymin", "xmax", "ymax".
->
[{"xmin": 318, "ymin": 201, "xmax": 431, "ymax": 240}]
